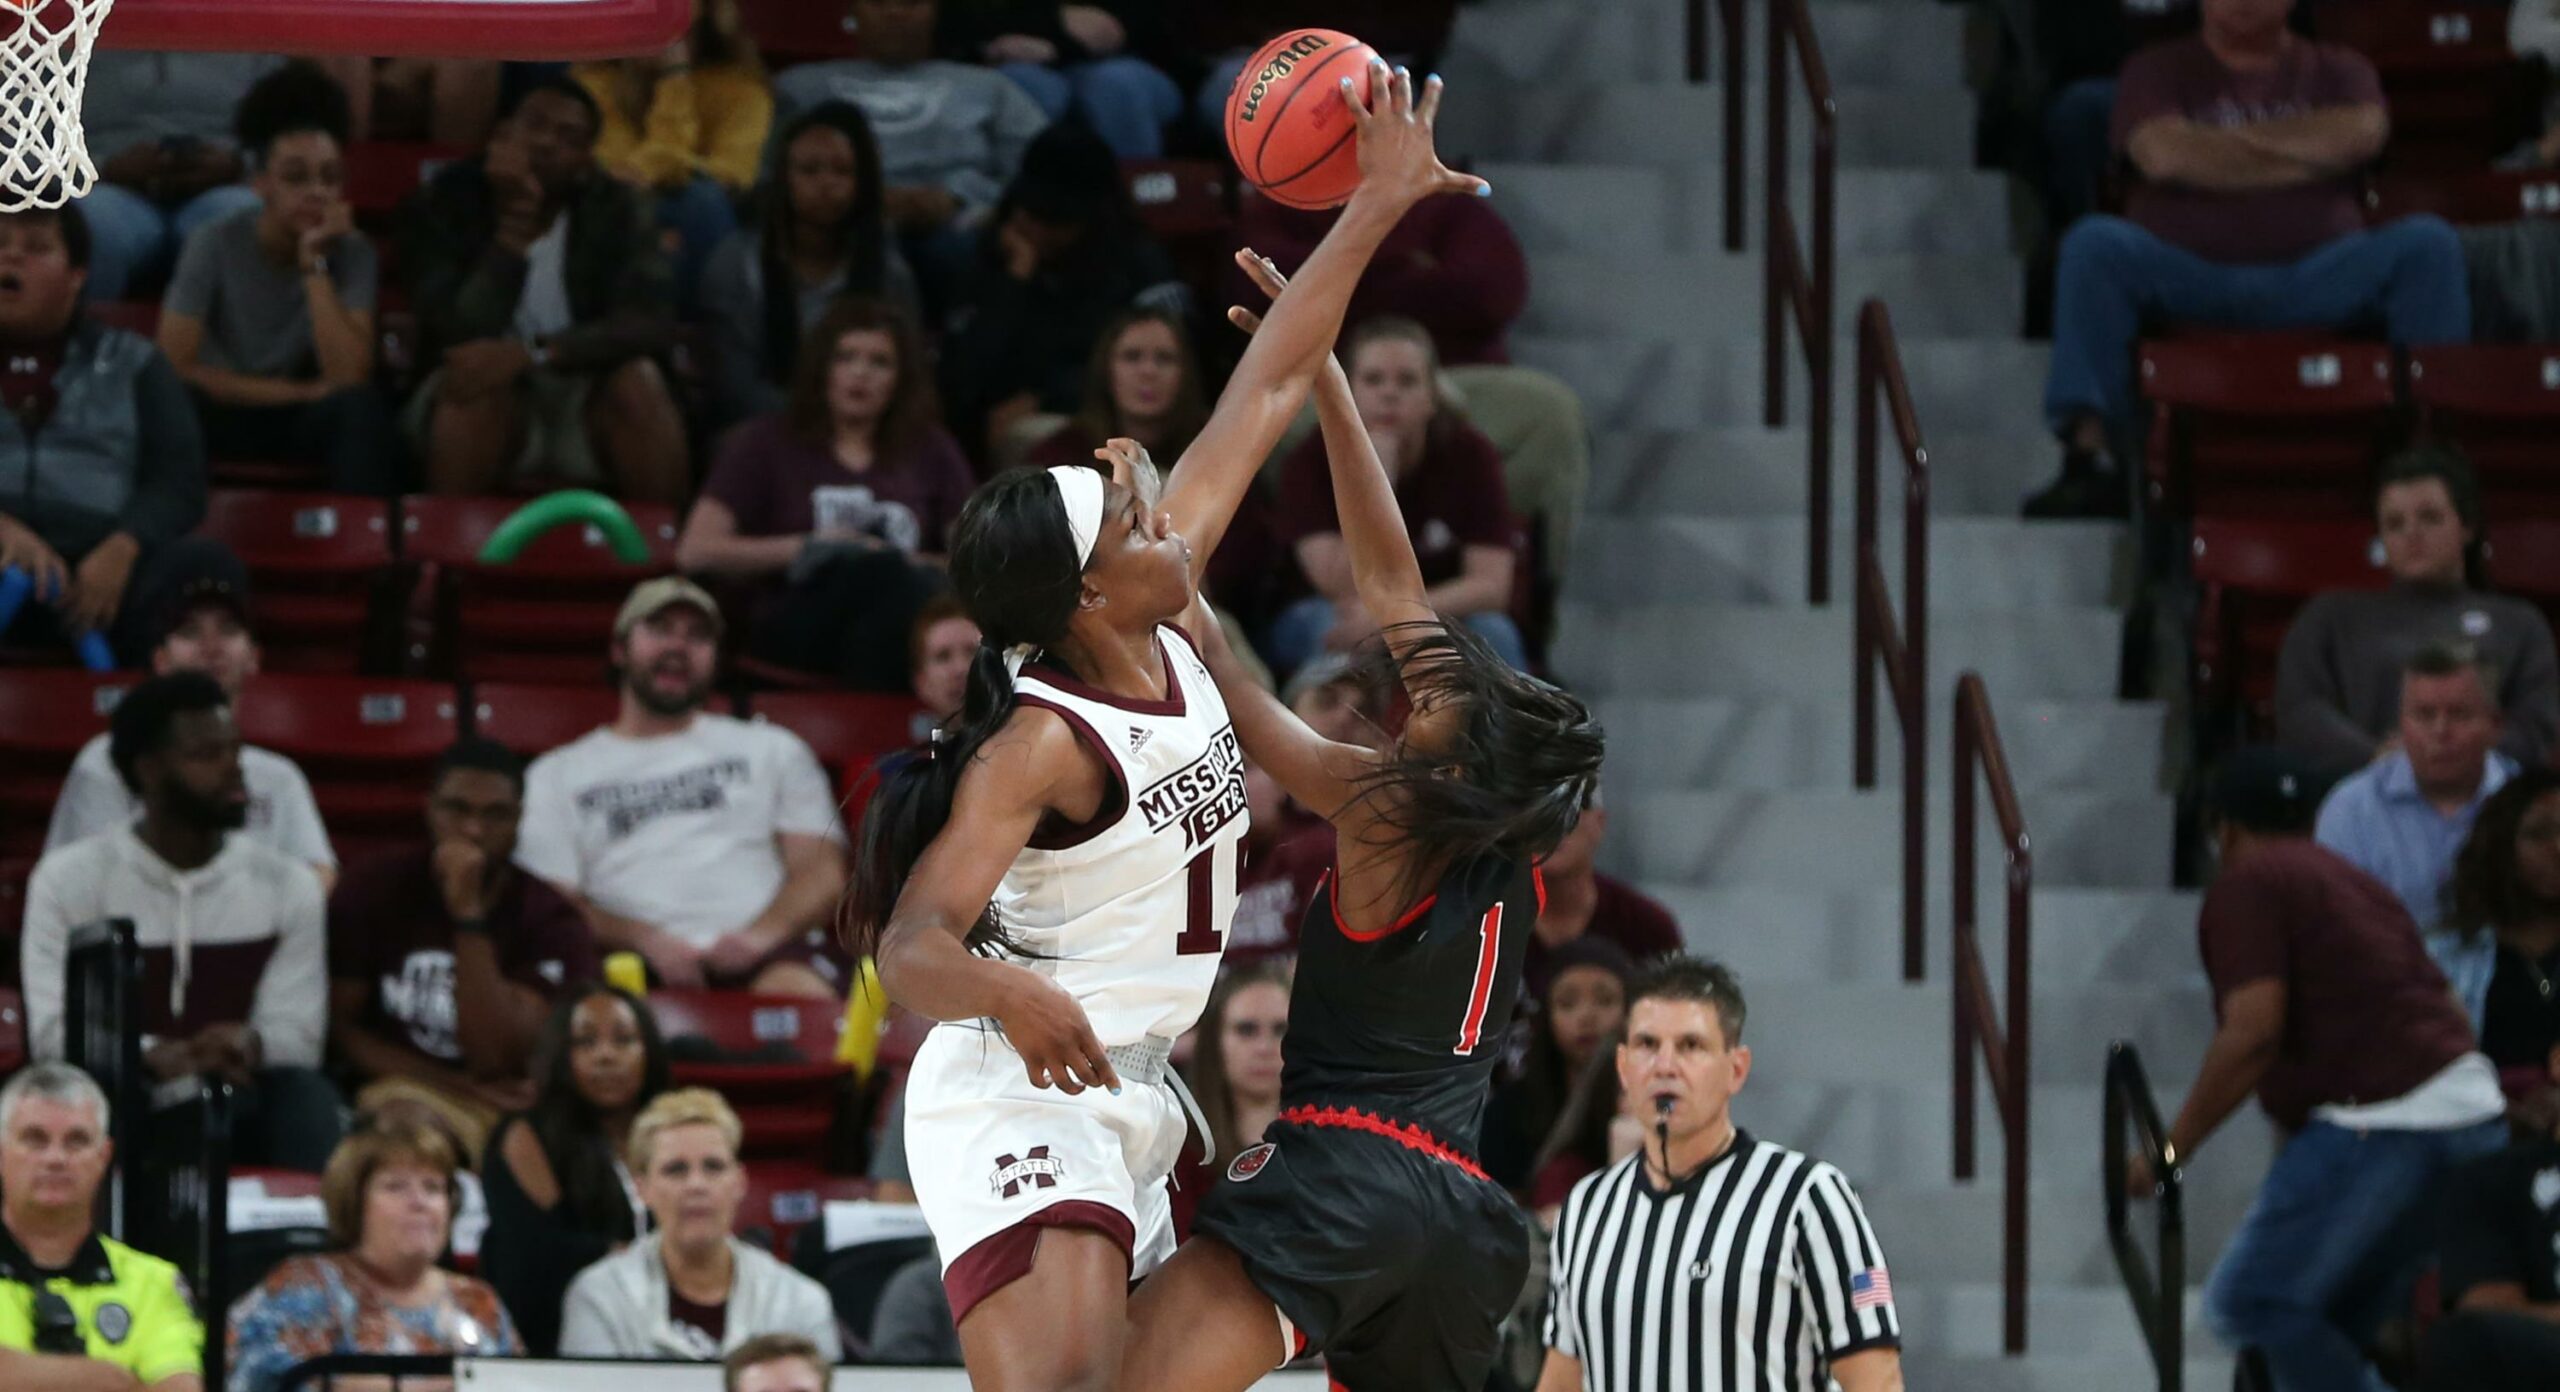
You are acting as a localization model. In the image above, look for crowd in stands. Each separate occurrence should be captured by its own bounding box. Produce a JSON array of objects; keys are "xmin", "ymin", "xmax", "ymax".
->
[{"xmin": 0, "ymin": 0, "xmax": 1666, "ymax": 1383}]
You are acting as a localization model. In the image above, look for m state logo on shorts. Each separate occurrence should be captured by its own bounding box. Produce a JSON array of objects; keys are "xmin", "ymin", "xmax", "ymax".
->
[
  {"xmin": 1227, "ymin": 1142, "xmax": 1277, "ymax": 1182},
  {"xmin": 991, "ymin": 1146, "xmax": 1065, "ymax": 1198}
]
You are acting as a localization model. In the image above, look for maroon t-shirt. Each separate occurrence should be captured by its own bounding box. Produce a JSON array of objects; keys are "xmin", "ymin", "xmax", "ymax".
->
[
  {"xmin": 1521, "ymin": 875, "xmax": 1683, "ymax": 1007},
  {"xmin": 667, "ymin": 1290, "xmax": 726, "ymax": 1353},
  {"xmin": 1275, "ymin": 419, "xmax": 1520, "ymax": 590},
  {"xmin": 2196, "ymin": 839, "xmax": 2476, "ymax": 1131},
  {"xmin": 328, "ymin": 849, "xmax": 600, "ymax": 1067},
  {"xmin": 1228, "ymin": 194, "xmax": 1531, "ymax": 366},
  {"xmin": 2111, "ymin": 36, "xmax": 2383, "ymax": 264},
  {"xmin": 700, "ymin": 415, "xmax": 976, "ymax": 557},
  {"xmin": 1228, "ymin": 820, "xmax": 1335, "ymax": 965}
]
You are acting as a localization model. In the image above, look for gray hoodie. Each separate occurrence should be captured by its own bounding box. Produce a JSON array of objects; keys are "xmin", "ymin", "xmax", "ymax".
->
[
  {"xmin": 772, "ymin": 59, "xmax": 1049, "ymax": 224},
  {"xmin": 556, "ymin": 1232, "xmax": 842, "ymax": 1362}
]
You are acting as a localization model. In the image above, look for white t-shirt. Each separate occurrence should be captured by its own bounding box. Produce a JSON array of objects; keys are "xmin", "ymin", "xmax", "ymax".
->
[
  {"xmin": 513, "ymin": 212, "xmax": 574, "ymax": 342},
  {"xmin": 514, "ymin": 714, "xmax": 845, "ymax": 949},
  {"xmin": 43, "ymin": 733, "xmax": 336, "ymax": 868}
]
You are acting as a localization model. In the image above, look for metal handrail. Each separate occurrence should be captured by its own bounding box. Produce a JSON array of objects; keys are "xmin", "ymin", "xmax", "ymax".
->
[
  {"xmin": 1953, "ymin": 672, "xmax": 2031, "ymax": 1354},
  {"xmin": 2105, "ymin": 1041, "xmax": 2186, "ymax": 1392},
  {"xmin": 1686, "ymin": 0, "xmax": 1748, "ymax": 250},
  {"xmin": 1852, "ymin": 299, "xmax": 1929, "ymax": 982},
  {"xmin": 1766, "ymin": 0, "xmax": 1837, "ymax": 603}
]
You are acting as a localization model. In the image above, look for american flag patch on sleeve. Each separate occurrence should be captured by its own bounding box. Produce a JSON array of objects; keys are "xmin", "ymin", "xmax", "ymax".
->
[{"xmin": 1849, "ymin": 1267, "xmax": 1893, "ymax": 1310}]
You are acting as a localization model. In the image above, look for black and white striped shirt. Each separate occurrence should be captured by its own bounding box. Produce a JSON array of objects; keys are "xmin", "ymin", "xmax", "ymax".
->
[{"xmin": 1544, "ymin": 1130, "xmax": 1900, "ymax": 1392}]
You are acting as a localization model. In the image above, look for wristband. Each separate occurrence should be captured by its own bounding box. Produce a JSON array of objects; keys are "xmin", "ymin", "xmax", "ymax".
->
[{"xmin": 451, "ymin": 915, "xmax": 492, "ymax": 936}]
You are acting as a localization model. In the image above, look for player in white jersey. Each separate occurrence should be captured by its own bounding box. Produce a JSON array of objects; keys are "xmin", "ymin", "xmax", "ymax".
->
[{"xmin": 839, "ymin": 63, "xmax": 1487, "ymax": 1392}]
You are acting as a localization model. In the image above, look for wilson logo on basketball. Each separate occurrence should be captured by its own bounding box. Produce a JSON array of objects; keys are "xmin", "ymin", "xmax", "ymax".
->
[
  {"xmin": 1137, "ymin": 725, "xmax": 1247, "ymax": 849},
  {"xmin": 989, "ymin": 1146, "xmax": 1063, "ymax": 1199},
  {"xmin": 1227, "ymin": 1142, "xmax": 1277, "ymax": 1182},
  {"xmin": 1237, "ymin": 32, "xmax": 1330, "ymax": 123}
]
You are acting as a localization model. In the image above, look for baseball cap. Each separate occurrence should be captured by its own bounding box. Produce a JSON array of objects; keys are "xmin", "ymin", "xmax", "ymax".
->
[
  {"xmin": 613, "ymin": 576, "xmax": 723, "ymax": 641},
  {"xmin": 155, "ymin": 576, "xmax": 252, "ymax": 646},
  {"xmin": 2208, "ymin": 745, "xmax": 2334, "ymax": 835}
]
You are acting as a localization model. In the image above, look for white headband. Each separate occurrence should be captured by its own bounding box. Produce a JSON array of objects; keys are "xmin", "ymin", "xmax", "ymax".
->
[{"xmin": 1005, "ymin": 466, "xmax": 1110, "ymax": 678}]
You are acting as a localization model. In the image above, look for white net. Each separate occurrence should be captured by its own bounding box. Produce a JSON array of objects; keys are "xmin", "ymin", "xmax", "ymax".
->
[{"xmin": 0, "ymin": 0, "xmax": 114, "ymax": 211}]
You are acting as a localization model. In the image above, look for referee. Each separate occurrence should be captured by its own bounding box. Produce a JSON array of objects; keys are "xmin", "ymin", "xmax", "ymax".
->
[{"xmin": 1539, "ymin": 956, "xmax": 1903, "ymax": 1392}]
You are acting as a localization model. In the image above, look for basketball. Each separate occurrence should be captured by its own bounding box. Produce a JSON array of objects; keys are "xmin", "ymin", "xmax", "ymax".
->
[{"xmin": 1225, "ymin": 28, "xmax": 1380, "ymax": 210}]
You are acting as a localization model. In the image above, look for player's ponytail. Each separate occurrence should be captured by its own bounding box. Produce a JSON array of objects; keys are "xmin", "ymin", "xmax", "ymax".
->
[{"xmin": 841, "ymin": 467, "xmax": 1095, "ymax": 959}]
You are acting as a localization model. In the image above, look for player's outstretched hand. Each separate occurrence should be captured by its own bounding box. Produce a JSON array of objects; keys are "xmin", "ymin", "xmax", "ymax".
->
[
  {"xmin": 1345, "ymin": 63, "xmax": 1487, "ymax": 209},
  {"xmin": 997, "ymin": 968, "xmax": 1122, "ymax": 1095}
]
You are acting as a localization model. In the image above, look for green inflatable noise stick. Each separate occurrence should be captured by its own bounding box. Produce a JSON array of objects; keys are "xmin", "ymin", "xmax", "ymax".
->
[{"xmin": 474, "ymin": 489, "xmax": 652, "ymax": 565}]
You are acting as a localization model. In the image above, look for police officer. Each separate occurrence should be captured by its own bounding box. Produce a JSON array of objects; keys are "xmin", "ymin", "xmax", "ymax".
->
[{"xmin": 0, "ymin": 1062, "xmax": 203, "ymax": 1391}]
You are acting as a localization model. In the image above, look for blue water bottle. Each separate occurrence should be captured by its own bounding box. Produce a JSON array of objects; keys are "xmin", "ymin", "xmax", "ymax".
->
[{"xmin": 0, "ymin": 565, "xmax": 30, "ymax": 635}]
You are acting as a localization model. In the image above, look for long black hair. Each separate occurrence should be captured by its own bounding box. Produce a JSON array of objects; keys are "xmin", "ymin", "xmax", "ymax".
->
[
  {"xmin": 1341, "ymin": 622, "xmax": 1607, "ymax": 904},
  {"xmin": 842, "ymin": 467, "xmax": 1097, "ymax": 956},
  {"xmin": 758, "ymin": 101, "xmax": 891, "ymax": 390},
  {"xmin": 521, "ymin": 982, "xmax": 670, "ymax": 1241},
  {"xmin": 2447, "ymin": 765, "xmax": 2560, "ymax": 939}
]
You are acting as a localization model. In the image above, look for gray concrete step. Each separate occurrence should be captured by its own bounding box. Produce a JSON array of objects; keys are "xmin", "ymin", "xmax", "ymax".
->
[
  {"xmin": 1444, "ymin": 0, "xmax": 1966, "ymax": 102},
  {"xmin": 1586, "ymin": 426, "xmax": 2066, "ymax": 520},
  {"xmin": 1520, "ymin": 251, "xmax": 2020, "ymax": 342},
  {"xmin": 1654, "ymin": 884, "xmax": 2202, "ymax": 989},
  {"xmin": 1568, "ymin": 516, "xmax": 2120, "ymax": 609},
  {"xmin": 1478, "ymin": 163, "xmax": 2013, "ymax": 259},
  {"xmin": 1472, "ymin": 83, "xmax": 1975, "ymax": 173},
  {"xmin": 1592, "ymin": 692, "xmax": 2165, "ymax": 794},
  {"xmin": 1552, "ymin": 601, "xmax": 2126, "ymax": 701},
  {"xmin": 1516, "ymin": 332, "xmax": 2052, "ymax": 434},
  {"xmin": 1860, "ymin": 1172, "xmax": 2251, "ymax": 1291},
  {"xmin": 1601, "ymin": 785, "xmax": 2174, "ymax": 888}
]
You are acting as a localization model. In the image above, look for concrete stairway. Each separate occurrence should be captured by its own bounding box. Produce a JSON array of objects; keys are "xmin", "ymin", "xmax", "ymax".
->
[{"xmin": 1436, "ymin": 1, "xmax": 2265, "ymax": 1386}]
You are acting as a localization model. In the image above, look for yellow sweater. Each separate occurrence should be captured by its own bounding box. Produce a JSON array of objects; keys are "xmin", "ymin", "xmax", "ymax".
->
[{"xmin": 574, "ymin": 61, "xmax": 773, "ymax": 193}]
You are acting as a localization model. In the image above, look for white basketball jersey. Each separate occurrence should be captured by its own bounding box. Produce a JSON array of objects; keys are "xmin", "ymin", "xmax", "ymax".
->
[{"xmin": 994, "ymin": 625, "xmax": 1248, "ymax": 1045}]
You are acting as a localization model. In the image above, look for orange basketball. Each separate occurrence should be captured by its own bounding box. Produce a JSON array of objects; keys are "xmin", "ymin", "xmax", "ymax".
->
[{"xmin": 1224, "ymin": 29, "xmax": 1379, "ymax": 211}]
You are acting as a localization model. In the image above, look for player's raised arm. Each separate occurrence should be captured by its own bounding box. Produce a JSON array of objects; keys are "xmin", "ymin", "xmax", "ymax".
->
[{"xmin": 1157, "ymin": 65, "xmax": 1485, "ymax": 583}]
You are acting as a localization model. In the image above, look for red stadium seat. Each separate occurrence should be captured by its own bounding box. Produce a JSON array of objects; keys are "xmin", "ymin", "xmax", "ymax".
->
[
  {"xmin": 400, "ymin": 495, "xmax": 678, "ymax": 683},
  {"xmin": 1124, "ymin": 159, "xmax": 1235, "ymax": 240},
  {"xmin": 233, "ymin": 675, "xmax": 459, "ymax": 853},
  {"xmin": 0, "ymin": 858, "xmax": 32, "ymax": 992},
  {"xmin": 0, "ymin": 670, "xmax": 134, "ymax": 857},
  {"xmin": 2318, "ymin": 2, "xmax": 2534, "ymax": 170},
  {"xmin": 2487, "ymin": 518, "xmax": 2560, "ymax": 635},
  {"xmin": 344, "ymin": 141, "xmax": 466, "ymax": 217},
  {"xmin": 2408, "ymin": 345, "xmax": 2560, "ymax": 515},
  {"xmin": 2140, "ymin": 338, "xmax": 2399, "ymax": 520},
  {"xmin": 466, "ymin": 682, "xmax": 621, "ymax": 756},
  {"xmin": 89, "ymin": 301, "xmax": 160, "ymax": 337},
  {"xmin": 738, "ymin": 1161, "xmax": 873, "ymax": 1252},
  {"xmin": 2369, "ymin": 169, "xmax": 2560, "ymax": 225},
  {"xmin": 2190, "ymin": 517, "xmax": 2389, "ymax": 734},
  {"xmin": 0, "ymin": 986, "xmax": 23, "ymax": 1078},
  {"xmin": 737, "ymin": 0, "xmax": 861, "ymax": 63},
  {"xmin": 746, "ymin": 692, "xmax": 925, "ymax": 796},
  {"xmin": 650, "ymin": 990, "xmax": 846, "ymax": 1157},
  {"xmin": 198, "ymin": 491, "xmax": 398, "ymax": 673}
]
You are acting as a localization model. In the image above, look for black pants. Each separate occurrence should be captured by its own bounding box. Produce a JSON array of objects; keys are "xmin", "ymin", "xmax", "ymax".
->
[
  {"xmin": 750, "ymin": 547, "xmax": 949, "ymax": 691},
  {"xmin": 197, "ymin": 384, "xmax": 405, "ymax": 497},
  {"xmin": 2421, "ymin": 1309, "xmax": 2560, "ymax": 1391}
]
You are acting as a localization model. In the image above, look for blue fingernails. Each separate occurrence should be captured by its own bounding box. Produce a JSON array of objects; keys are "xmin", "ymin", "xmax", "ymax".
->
[
  {"xmin": 1339, "ymin": 77, "xmax": 1353, "ymax": 90},
  {"xmin": 1396, "ymin": 65, "xmax": 1410, "ymax": 78},
  {"xmin": 1110, "ymin": 1085, "xmax": 1124, "ymax": 1096},
  {"xmin": 1476, "ymin": 184, "xmax": 1493, "ymax": 197}
]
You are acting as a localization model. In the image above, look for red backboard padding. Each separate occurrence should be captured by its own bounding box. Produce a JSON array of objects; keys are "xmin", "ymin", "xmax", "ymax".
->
[{"xmin": 92, "ymin": 0, "xmax": 690, "ymax": 58}]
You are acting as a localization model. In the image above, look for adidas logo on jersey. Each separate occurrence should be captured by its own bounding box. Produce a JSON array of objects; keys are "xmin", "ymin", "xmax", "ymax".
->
[{"xmin": 1128, "ymin": 726, "xmax": 1153, "ymax": 755}]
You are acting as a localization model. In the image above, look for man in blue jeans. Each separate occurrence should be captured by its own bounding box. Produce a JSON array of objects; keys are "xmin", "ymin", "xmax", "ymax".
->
[
  {"xmin": 2028, "ymin": 0, "xmax": 2470, "ymax": 518},
  {"xmin": 2134, "ymin": 746, "xmax": 2509, "ymax": 1392}
]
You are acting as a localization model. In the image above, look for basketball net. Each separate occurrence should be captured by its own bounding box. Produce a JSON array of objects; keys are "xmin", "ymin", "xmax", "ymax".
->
[{"xmin": 0, "ymin": 0, "xmax": 114, "ymax": 211}]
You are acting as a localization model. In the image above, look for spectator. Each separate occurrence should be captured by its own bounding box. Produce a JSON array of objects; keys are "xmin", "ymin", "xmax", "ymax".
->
[
  {"xmin": 479, "ymin": 983, "xmax": 671, "ymax": 1356},
  {"xmin": 400, "ymin": 75, "xmax": 688, "ymax": 506},
  {"xmin": 0, "ymin": 204, "xmax": 237, "ymax": 667},
  {"xmin": 74, "ymin": 51, "xmax": 281, "ymax": 298},
  {"xmin": 558, "ymin": 1088, "xmax": 841, "ymax": 1360},
  {"xmin": 2139, "ymin": 746, "xmax": 2507, "ymax": 1392},
  {"xmin": 725, "ymin": 1331, "xmax": 832, "ymax": 1392},
  {"xmin": 2022, "ymin": 0, "xmax": 2467, "ymax": 519},
  {"xmin": 574, "ymin": 0, "xmax": 771, "ymax": 305},
  {"xmin": 1522, "ymin": 1037, "xmax": 1637, "ymax": 1229},
  {"xmin": 700, "ymin": 101, "xmax": 920, "ymax": 427},
  {"xmin": 1168, "ymin": 960, "xmax": 1290, "ymax": 1236},
  {"xmin": 1227, "ymin": 760, "xmax": 1330, "ymax": 963},
  {"xmin": 940, "ymin": 1, "xmax": 1180, "ymax": 160},
  {"xmin": 329, "ymin": 739, "xmax": 601, "ymax": 1164},
  {"xmin": 2314, "ymin": 640, "xmax": 2517, "ymax": 929},
  {"xmin": 771, "ymin": 0, "xmax": 1050, "ymax": 303},
  {"xmin": 1483, "ymin": 937, "xmax": 1634, "ymax": 1197},
  {"xmin": 2442, "ymin": 768, "xmax": 2560, "ymax": 1099},
  {"xmin": 224, "ymin": 1114, "xmax": 524, "ymax": 1392},
  {"xmin": 938, "ymin": 120, "xmax": 1184, "ymax": 467},
  {"xmin": 1269, "ymin": 316, "xmax": 1527, "ymax": 674},
  {"xmin": 2420, "ymin": 1044, "xmax": 2560, "ymax": 1392},
  {"xmin": 2277, "ymin": 447, "xmax": 2560, "ymax": 768},
  {"xmin": 677, "ymin": 297, "xmax": 970, "ymax": 689},
  {"xmin": 0, "ymin": 1064, "xmax": 202, "ymax": 1391},
  {"xmin": 1228, "ymin": 193, "xmax": 1591, "ymax": 581},
  {"xmin": 44, "ymin": 578, "xmax": 336, "ymax": 888},
  {"xmin": 1521, "ymin": 787, "xmax": 1682, "ymax": 1011},
  {"xmin": 318, "ymin": 56, "xmax": 503, "ymax": 147},
  {"xmin": 908, "ymin": 591, "xmax": 980, "ymax": 724},
  {"xmin": 22, "ymin": 672, "xmax": 340, "ymax": 1171},
  {"xmin": 159, "ymin": 62, "xmax": 401, "ymax": 498},
  {"xmin": 516, "ymin": 580, "xmax": 849, "ymax": 997}
]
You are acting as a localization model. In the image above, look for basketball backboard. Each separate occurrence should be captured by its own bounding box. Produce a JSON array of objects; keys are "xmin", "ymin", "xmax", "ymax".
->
[{"xmin": 91, "ymin": 0, "xmax": 693, "ymax": 58}]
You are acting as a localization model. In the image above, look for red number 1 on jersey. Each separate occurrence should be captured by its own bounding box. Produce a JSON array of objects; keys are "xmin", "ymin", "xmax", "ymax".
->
[
  {"xmin": 1454, "ymin": 903, "xmax": 1505, "ymax": 1054},
  {"xmin": 1175, "ymin": 848, "xmax": 1225, "ymax": 956}
]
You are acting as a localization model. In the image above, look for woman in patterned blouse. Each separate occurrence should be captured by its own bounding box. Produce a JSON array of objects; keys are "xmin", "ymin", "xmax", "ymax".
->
[{"xmin": 226, "ymin": 1113, "xmax": 524, "ymax": 1391}]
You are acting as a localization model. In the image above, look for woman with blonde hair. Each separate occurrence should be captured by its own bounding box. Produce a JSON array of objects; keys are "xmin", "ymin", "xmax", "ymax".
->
[
  {"xmin": 557, "ymin": 1088, "xmax": 840, "ymax": 1361},
  {"xmin": 226, "ymin": 1115, "xmax": 523, "ymax": 1392}
]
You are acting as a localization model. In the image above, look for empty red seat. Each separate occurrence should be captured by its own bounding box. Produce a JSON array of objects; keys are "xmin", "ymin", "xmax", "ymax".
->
[
  {"xmin": 199, "ymin": 491, "xmax": 397, "ymax": 673},
  {"xmin": 2319, "ymin": 3, "xmax": 2533, "ymax": 171},
  {"xmin": 738, "ymin": 1160, "xmax": 872, "ymax": 1252},
  {"xmin": 746, "ymin": 692, "xmax": 924, "ymax": 796},
  {"xmin": 738, "ymin": 0, "xmax": 861, "ymax": 63},
  {"xmin": 467, "ymin": 682, "xmax": 621, "ymax": 757},
  {"xmin": 2408, "ymin": 345, "xmax": 2560, "ymax": 515},
  {"xmin": 0, "ymin": 670, "xmax": 133, "ymax": 857},
  {"xmin": 2141, "ymin": 338, "xmax": 2399, "ymax": 520},
  {"xmin": 2191, "ymin": 517, "xmax": 2390, "ymax": 734},
  {"xmin": 2487, "ymin": 519, "xmax": 2560, "ymax": 636},
  {"xmin": 234, "ymin": 675, "xmax": 458, "ymax": 852},
  {"xmin": 400, "ymin": 495, "xmax": 678, "ymax": 683},
  {"xmin": 1125, "ymin": 159, "xmax": 1235, "ymax": 240},
  {"xmin": 650, "ymin": 990, "xmax": 846, "ymax": 1156},
  {"xmin": 2369, "ymin": 168, "xmax": 2560, "ymax": 225}
]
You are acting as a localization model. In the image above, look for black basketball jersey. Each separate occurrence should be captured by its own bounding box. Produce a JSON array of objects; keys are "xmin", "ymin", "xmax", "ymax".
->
[{"xmin": 1279, "ymin": 853, "xmax": 1543, "ymax": 1149}]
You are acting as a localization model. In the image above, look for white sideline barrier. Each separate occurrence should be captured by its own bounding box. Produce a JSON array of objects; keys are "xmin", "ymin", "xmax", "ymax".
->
[{"xmin": 452, "ymin": 1358, "xmax": 1332, "ymax": 1389}]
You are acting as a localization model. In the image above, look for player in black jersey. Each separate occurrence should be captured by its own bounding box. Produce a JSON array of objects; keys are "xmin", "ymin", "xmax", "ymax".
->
[{"xmin": 1108, "ymin": 254, "xmax": 1606, "ymax": 1392}]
